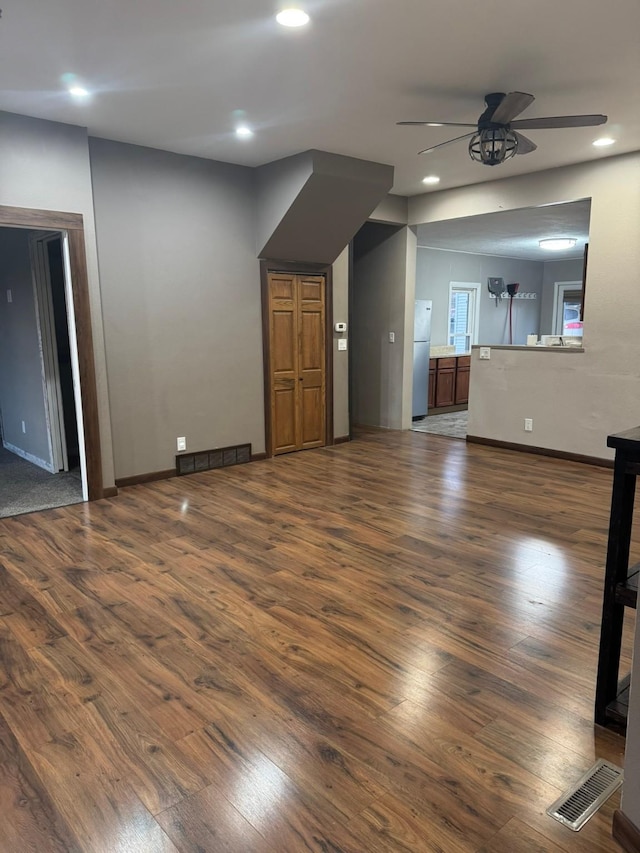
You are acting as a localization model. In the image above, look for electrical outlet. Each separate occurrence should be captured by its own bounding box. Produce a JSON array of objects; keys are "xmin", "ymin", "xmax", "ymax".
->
[
  {"xmin": 524, "ymin": 418, "xmax": 533, "ymax": 432},
  {"xmin": 479, "ymin": 347, "xmax": 491, "ymax": 360},
  {"xmin": 388, "ymin": 331, "xmax": 395, "ymax": 343},
  {"xmin": 177, "ymin": 436, "xmax": 187, "ymax": 452},
  {"xmin": 337, "ymin": 338, "xmax": 347, "ymax": 351}
]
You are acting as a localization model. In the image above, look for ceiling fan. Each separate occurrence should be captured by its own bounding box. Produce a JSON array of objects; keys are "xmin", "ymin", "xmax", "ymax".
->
[{"xmin": 398, "ymin": 92, "xmax": 607, "ymax": 166}]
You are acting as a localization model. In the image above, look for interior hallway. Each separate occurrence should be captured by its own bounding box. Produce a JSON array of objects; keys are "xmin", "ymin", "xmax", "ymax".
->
[{"xmin": 0, "ymin": 429, "xmax": 630, "ymax": 852}]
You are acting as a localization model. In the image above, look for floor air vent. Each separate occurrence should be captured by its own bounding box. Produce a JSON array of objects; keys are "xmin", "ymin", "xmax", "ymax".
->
[
  {"xmin": 546, "ymin": 759, "xmax": 623, "ymax": 831},
  {"xmin": 176, "ymin": 443, "xmax": 252, "ymax": 476}
]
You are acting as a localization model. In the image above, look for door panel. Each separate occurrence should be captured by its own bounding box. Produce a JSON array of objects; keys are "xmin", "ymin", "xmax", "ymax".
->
[
  {"xmin": 272, "ymin": 311, "xmax": 296, "ymax": 373},
  {"xmin": 270, "ymin": 275, "xmax": 296, "ymax": 301},
  {"xmin": 273, "ymin": 386, "xmax": 298, "ymax": 454},
  {"xmin": 267, "ymin": 272, "xmax": 326, "ymax": 455},
  {"xmin": 301, "ymin": 386, "xmax": 324, "ymax": 447},
  {"xmin": 299, "ymin": 277, "xmax": 323, "ymax": 302},
  {"xmin": 269, "ymin": 274, "xmax": 299, "ymax": 455},
  {"xmin": 300, "ymin": 311, "xmax": 324, "ymax": 371},
  {"xmin": 299, "ymin": 278, "xmax": 325, "ymax": 449}
]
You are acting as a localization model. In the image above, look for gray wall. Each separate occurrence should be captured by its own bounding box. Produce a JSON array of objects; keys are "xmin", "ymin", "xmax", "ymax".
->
[
  {"xmin": 540, "ymin": 257, "xmax": 585, "ymax": 334},
  {"xmin": 0, "ymin": 228, "xmax": 51, "ymax": 466},
  {"xmin": 416, "ymin": 248, "xmax": 543, "ymax": 346},
  {"xmin": 89, "ymin": 138, "xmax": 265, "ymax": 480},
  {"xmin": 0, "ymin": 111, "xmax": 115, "ymax": 487},
  {"xmin": 352, "ymin": 223, "xmax": 411, "ymax": 429},
  {"xmin": 332, "ymin": 247, "xmax": 350, "ymax": 439}
]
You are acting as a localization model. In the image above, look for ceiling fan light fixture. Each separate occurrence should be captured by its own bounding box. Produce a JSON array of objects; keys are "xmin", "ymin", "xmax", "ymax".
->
[
  {"xmin": 592, "ymin": 136, "xmax": 616, "ymax": 147},
  {"xmin": 539, "ymin": 238, "xmax": 577, "ymax": 251},
  {"xmin": 468, "ymin": 128, "xmax": 518, "ymax": 166},
  {"xmin": 422, "ymin": 175, "xmax": 440, "ymax": 185}
]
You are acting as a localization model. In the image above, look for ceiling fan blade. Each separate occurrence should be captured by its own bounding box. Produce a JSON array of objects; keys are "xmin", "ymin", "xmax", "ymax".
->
[
  {"xmin": 490, "ymin": 92, "xmax": 535, "ymax": 124},
  {"xmin": 397, "ymin": 121, "xmax": 477, "ymax": 127},
  {"xmin": 511, "ymin": 114, "xmax": 608, "ymax": 129},
  {"xmin": 418, "ymin": 132, "xmax": 476, "ymax": 155},
  {"xmin": 514, "ymin": 132, "xmax": 537, "ymax": 155}
]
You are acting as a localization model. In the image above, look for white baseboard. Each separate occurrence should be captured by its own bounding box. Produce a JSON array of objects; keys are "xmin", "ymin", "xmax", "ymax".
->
[{"xmin": 3, "ymin": 440, "xmax": 54, "ymax": 473}]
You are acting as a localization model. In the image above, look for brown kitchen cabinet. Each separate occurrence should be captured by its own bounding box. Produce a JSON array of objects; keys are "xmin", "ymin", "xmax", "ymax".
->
[
  {"xmin": 428, "ymin": 355, "xmax": 471, "ymax": 410},
  {"xmin": 434, "ymin": 357, "xmax": 456, "ymax": 407},
  {"xmin": 428, "ymin": 359, "xmax": 436, "ymax": 409},
  {"xmin": 455, "ymin": 355, "xmax": 471, "ymax": 404}
]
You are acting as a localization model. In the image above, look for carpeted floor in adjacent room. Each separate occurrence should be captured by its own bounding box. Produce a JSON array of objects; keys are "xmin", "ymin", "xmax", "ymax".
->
[{"xmin": 0, "ymin": 446, "xmax": 83, "ymax": 518}]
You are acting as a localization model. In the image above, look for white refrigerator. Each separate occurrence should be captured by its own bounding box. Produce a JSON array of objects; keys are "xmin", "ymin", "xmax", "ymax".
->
[{"xmin": 412, "ymin": 300, "xmax": 432, "ymax": 418}]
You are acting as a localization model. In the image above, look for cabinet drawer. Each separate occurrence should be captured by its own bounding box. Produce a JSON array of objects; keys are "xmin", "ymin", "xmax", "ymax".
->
[
  {"xmin": 457, "ymin": 355, "xmax": 471, "ymax": 368},
  {"xmin": 436, "ymin": 357, "xmax": 457, "ymax": 369}
]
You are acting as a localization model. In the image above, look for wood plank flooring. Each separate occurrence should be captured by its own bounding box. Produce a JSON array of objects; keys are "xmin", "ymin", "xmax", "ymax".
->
[{"xmin": 0, "ymin": 428, "xmax": 634, "ymax": 852}]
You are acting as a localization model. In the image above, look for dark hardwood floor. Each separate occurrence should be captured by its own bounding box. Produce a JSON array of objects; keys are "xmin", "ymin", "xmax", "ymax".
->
[{"xmin": 0, "ymin": 428, "xmax": 633, "ymax": 852}]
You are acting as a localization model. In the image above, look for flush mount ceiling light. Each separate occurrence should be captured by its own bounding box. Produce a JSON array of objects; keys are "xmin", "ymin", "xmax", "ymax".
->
[
  {"xmin": 539, "ymin": 238, "xmax": 577, "ymax": 251},
  {"xmin": 593, "ymin": 136, "xmax": 616, "ymax": 147},
  {"xmin": 276, "ymin": 8, "xmax": 310, "ymax": 27},
  {"xmin": 422, "ymin": 175, "xmax": 440, "ymax": 185},
  {"xmin": 235, "ymin": 125, "xmax": 254, "ymax": 138},
  {"xmin": 68, "ymin": 85, "xmax": 89, "ymax": 98}
]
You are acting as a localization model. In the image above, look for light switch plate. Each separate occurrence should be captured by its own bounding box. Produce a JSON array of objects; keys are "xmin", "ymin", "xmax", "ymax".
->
[{"xmin": 338, "ymin": 338, "xmax": 347, "ymax": 351}]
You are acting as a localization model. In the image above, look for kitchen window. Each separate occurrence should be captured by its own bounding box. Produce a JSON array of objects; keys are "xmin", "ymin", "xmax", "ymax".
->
[{"xmin": 448, "ymin": 282, "xmax": 480, "ymax": 354}]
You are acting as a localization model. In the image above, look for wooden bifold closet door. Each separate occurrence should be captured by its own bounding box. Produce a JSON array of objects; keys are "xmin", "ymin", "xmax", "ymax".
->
[{"xmin": 267, "ymin": 272, "xmax": 326, "ymax": 455}]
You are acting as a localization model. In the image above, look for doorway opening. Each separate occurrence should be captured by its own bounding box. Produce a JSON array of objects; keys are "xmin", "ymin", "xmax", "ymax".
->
[
  {"xmin": 411, "ymin": 198, "xmax": 591, "ymax": 440},
  {"xmin": 552, "ymin": 281, "xmax": 584, "ymax": 337},
  {"xmin": 0, "ymin": 225, "xmax": 88, "ymax": 516},
  {"xmin": 0, "ymin": 206, "xmax": 103, "ymax": 517}
]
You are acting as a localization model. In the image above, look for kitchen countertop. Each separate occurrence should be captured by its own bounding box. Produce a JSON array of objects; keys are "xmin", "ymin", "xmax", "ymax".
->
[{"xmin": 430, "ymin": 352, "xmax": 470, "ymax": 359}]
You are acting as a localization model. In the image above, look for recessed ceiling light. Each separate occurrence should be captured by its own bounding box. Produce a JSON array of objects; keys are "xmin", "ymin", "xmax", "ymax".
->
[
  {"xmin": 539, "ymin": 238, "xmax": 577, "ymax": 251},
  {"xmin": 235, "ymin": 125, "xmax": 254, "ymax": 138},
  {"xmin": 276, "ymin": 8, "xmax": 310, "ymax": 27},
  {"xmin": 422, "ymin": 176, "xmax": 440, "ymax": 185},
  {"xmin": 592, "ymin": 137, "xmax": 616, "ymax": 147},
  {"xmin": 68, "ymin": 86, "xmax": 89, "ymax": 98}
]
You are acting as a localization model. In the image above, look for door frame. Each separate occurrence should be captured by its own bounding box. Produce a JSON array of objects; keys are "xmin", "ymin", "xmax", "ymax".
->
[
  {"xmin": 448, "ymin": 282, "xmax": 481, "ymax": 353},
  {"xmin": 0, "ymin": 205, "xmax": 103, "ymax": 500},
  {"xmin": 260, "ymin": 259, "xmax": 334, "ymax": 458},
  {"xmin": 552, "ymin": 281, "xmax": 583, "ymax": 336}
]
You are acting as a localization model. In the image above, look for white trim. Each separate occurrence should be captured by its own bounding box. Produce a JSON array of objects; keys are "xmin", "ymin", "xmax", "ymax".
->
[
  {"xmin": 3, "ymin": 440, "xmax": 54, "ymax": 473},
  {"xmin": 552, "ymin": 280, "xmax": 583, "ymax": 336},
  {"xmin": 448, "ymin": 281, "xmax": 481, "ymax": 351},
  {"xmin": 61, "ymin": 233, "xmax": 88, "ymax": 502},
  {"xmin": 30, "ymin": 233, "xmax": 69, "ymax": 473}
]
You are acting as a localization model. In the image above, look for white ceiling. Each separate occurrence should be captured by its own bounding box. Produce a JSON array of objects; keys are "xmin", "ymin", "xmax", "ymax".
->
[
  {"xmin": 417, "ymin": 199, "xmax": 591, "ymax": 260},
  {"xmin": 1, "ymin": 0, "xmax": 639, "ymax": 196}
]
